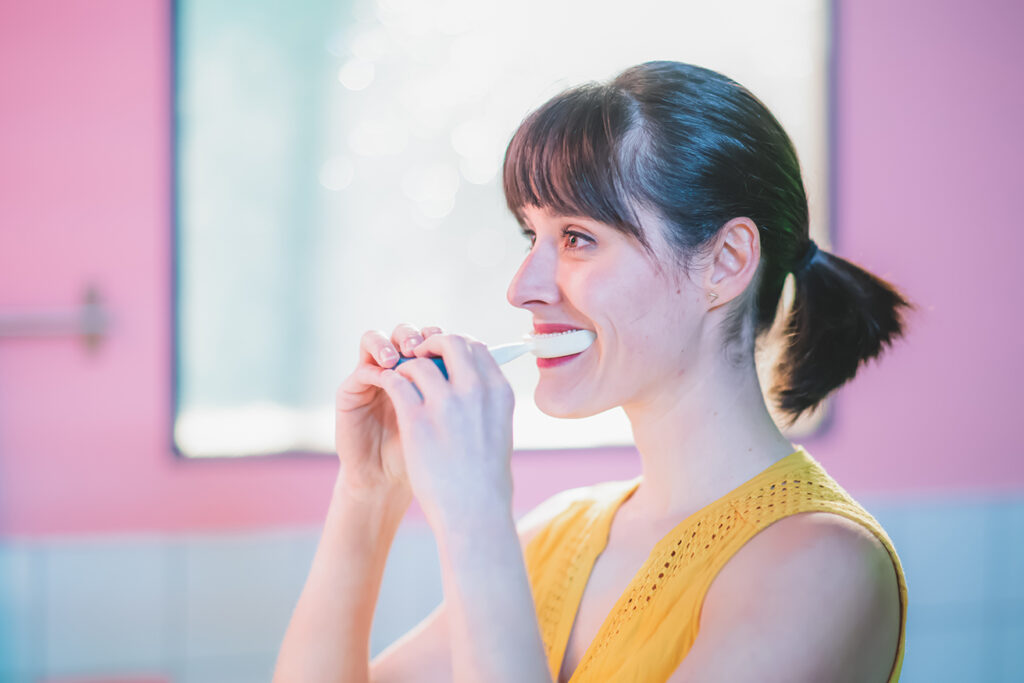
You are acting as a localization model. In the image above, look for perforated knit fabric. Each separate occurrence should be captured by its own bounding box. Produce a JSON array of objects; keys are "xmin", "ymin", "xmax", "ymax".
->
[{"xmin": 523, "ymin": 447, "xmax": 908, "ymax": 683}]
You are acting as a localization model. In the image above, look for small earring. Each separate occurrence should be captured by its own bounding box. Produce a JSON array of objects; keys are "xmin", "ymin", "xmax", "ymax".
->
[{"xmin": 708, "ymin": 291, "xmax": 718, "ymax": 303}]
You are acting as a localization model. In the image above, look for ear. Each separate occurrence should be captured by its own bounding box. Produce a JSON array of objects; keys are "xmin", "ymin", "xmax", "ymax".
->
[{"xmin": 705, "ymin": 217, "xmax": 760, "ymax": 309}]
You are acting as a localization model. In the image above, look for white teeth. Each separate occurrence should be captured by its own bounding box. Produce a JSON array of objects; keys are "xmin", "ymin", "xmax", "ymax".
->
[{"xmin": 526, "ymin": 329, "xmax": 596, "ymax": 358}]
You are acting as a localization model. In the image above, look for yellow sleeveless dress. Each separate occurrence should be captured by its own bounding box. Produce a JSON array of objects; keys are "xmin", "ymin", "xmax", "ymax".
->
[{"xmin": 523, "ymin": 446, "xmax": 908, "ymax": 682}]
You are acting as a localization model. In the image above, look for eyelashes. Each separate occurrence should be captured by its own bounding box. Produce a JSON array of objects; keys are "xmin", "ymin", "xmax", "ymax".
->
[{"xmin": 520, "ymin": 227, "xmax": 595, "ymax": 252}]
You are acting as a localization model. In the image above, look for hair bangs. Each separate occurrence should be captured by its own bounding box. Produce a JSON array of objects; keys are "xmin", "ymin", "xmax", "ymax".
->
[{"xmin": 502, "ymin": 85, "xmax": 648, "ymax": 247}]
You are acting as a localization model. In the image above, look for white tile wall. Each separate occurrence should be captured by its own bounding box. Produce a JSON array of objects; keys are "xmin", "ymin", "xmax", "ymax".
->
[
  {"xmin": 0, "ymin": 496, "xmax": 1022, "ymax": 682},
  {"xmin": 372, "ymin": 520, "xmax": 443, "ymax": 657},
  {"xmin": 181, "ymin": 530, "xmax": 307, "ymax": 662},
  {"xmin": 176, "ymin": 652, "xmax": 278, "ymax": 683},
  {"xmin": 41, "ymin": 536, "xmax": 168, "ymax": 678}
]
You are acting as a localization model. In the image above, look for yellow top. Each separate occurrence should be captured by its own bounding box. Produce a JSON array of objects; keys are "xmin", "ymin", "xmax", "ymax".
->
[{"xmin": 524, "ymin": 447, "xmax": 907, "ymax": 682}]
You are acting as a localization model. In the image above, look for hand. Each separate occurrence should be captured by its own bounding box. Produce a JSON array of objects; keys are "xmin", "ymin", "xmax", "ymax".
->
[
  {"xmin": 334, "ymin": 323, "xmax": 444, "ymax": 502},
  {"xmin": 373, "ymin": 333, "xmax": 516, "ymax": 529}
]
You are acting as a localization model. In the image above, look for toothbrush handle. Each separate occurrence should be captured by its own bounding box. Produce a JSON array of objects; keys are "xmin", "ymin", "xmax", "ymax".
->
[
  {"xmin": 488, "ymin": 341, "xmax": 532, "ymax": 366},
  {"xmin": 392, "ymin": 355, "xmax": 449, "ymax": 380},
  {"xmin": 392, "ymin": 342, "xmax": 530, "ymax": 381}
]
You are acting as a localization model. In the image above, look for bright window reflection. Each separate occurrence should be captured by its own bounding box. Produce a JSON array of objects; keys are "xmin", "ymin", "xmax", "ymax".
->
[{"xmin": 175, "ymin": 0, "xmax": 829, "ymax": 457}]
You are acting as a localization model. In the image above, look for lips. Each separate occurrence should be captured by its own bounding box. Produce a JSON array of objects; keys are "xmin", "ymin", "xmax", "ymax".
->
[
  {"xmin": 536, "ymin": 352, "xmax": 584, "ymax": 369},
  {"xmin": 533, "ymin": 322, "xmax": 588, "ymax": 335}
]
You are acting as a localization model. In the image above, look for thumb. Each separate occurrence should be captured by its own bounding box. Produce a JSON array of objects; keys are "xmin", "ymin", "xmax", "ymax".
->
[{"xmin": 376, "ymin": 369, "xmax": 424, "ymax": 431}]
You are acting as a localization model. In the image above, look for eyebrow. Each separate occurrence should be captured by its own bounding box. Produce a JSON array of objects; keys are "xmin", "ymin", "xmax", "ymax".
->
[{"xmin": 518, "ymin": 211, "xmax": 600, "ymax": 229}]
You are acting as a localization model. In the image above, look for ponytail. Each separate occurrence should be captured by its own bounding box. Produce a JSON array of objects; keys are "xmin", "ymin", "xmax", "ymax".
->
[{"xmin": 771, "ymin": 247, "xmax": 916, "ymax": 427}]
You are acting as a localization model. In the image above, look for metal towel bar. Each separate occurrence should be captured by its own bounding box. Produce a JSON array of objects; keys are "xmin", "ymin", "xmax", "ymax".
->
[{"xmin": 0, "ymin": 284, "xmax": 110, "ymax": 352}]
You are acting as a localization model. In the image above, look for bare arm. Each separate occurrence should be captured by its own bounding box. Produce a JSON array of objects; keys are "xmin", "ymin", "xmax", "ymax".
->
[
  {"xmin": 366, "ymin": 332, "xmax": 574, "ymax": 683},
  {"xmin": 370, "ymin": 487, "xmax": 586, "ymax": 682},
  {"xmin": 273, "ymin": 472, "xmax": 412, "ymax": 683},
  {"xmin": 274, "ymin": 323, "xmax": 438, "ymax": 682},
  {"xmin": 434, "ymin": 503, "xmax": 554, "ymax": 683}
]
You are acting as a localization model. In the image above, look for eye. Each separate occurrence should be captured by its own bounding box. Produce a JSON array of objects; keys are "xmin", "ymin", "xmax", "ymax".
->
[
  {"xmin": 562, "ymin": 228, "xmax": 593, "ymax": 250},
  {"xmin": 520, "ymin": 228, "xmax": 536, "ymax": 251},
  {"xmin": 519, "ymin": 226, "xmax": 594, "ymax": 252}
]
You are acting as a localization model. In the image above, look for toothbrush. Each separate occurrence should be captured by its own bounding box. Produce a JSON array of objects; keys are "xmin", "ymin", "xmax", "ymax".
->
[{"xmin": 392, "ymin": 329, "xmax": 596, "ymax": 379}]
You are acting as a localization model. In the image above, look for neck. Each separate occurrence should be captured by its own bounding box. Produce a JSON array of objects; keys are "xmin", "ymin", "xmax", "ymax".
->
[{"xmin": 620, "ymin": 355, "xmax": 797, "ymax": 522}]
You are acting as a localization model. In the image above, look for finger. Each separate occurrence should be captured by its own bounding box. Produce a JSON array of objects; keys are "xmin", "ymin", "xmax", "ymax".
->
[
  {"xmin": 421, "ymin": 325, "xmax": 444, "ymax": 339},
  {"xmin": 470, "ymin": 341, "xmax": 515, "ymax": 415},
  {"xmin": 339, "ymin": 363, "xmax": 386, "ymax": 393},
  {"xmin": 413, "ymin": 333, "xmax": 481, "ymax": 390},
  {"xmin": 469, "ymin": 339, "xmax": 507, "ymax": 388},
  {"xmin": 394, "ymin": 356, "xmax": 451, "ymax": 403},
  {"xmin": 335, "ymin": 364, "xmax": 386, "ymax": 411},
  {"xmin": 359, "ymin": 329, "xmax": 400, "ymax": 368},
  {"xmin": 377, "ymin": 369, "xmax": 424, "ymax": 429},
  {"xmin": 391, "ymin": 322, "xmax": 426, "ymax": 358}
]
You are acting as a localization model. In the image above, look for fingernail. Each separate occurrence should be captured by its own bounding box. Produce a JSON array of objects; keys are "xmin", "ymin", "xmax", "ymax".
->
[
  {"xmin": 404, "ymin": 336, "xmax": 423, "ymax": 354},
  {"xmin": 380, "ymin": 347, "xmax": 398, "ymax": 364}
]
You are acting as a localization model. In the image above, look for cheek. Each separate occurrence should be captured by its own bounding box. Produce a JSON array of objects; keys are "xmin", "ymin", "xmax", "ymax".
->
[
  {"xmin": 565, "ymin": 256, "xmax": 690, "ymax": 361},
  {"xmin": 588, "ymin": 278, "xmax": 674, "ymax": 354},
  {"xmin": 618, "ymin": 278, "xmax": 694, "ymax": 355}
]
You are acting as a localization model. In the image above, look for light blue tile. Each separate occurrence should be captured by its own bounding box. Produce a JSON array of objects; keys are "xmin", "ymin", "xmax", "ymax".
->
[
  {"xmin": 182, "ymin": 529, "xmax": 310, "ymax": 661},
  {"xmin": 863, "ymin": 501, "xmax": 910, "ymax": 551},
  {"xmin": 899, "ymin": 603, "xmax": 994, "ymax": 682},
  {"xmin": 992, "ymin": 496, "xmax": 1024, "ymax": 602},
  {"xmin": 256, "ymin": 522, "xmax": 444, "ymax": 661},
  {"xmin": 998, "ymin": 623, "xmax": 1024, "ymax": 683},
  {"xmin": 178, "ymin": 652, "xmax": 278, "ymax": 683},
  {"xmin": 990, "ymin": 600, "xmax": 1024, "ymax": 683},
  {"xmin": 0, "ymin": 673, "xmax": 39, "ymax": 683},
  {"xmin": 371, "ymin": 520, "xmax": 443, "ymax": 658},
  {"xmin": 41, "ymin": 536, "xmax": 168, "ymax": 678},
  {"xmin": 286, "ymin": 527, "xmax": 321, "ymax": 583},
  {"xmin": 899, "ymin": 499, "xmax": 996, "ymax": 607},
  {"xmin": 0, "ymin": 674, "xmax": 33, "ymax": 683},
  {"xmin": 0, "ymin": 544, "xmax": 43, "ymax": 679},
  {"xmin": 861, "ymin": 501, "xmax": 914, "ymax": 571}
]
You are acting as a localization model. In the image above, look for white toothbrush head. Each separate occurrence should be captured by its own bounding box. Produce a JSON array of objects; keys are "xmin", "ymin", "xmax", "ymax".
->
[{"xmin": 526, "ymin": 329, "xmax": 596, "ymax": 358}]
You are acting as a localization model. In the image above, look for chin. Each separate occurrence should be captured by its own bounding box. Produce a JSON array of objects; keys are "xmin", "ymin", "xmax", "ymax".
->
[{"xmin": 534, "ymin": 386, "xmax": 612, "ymax": 420}]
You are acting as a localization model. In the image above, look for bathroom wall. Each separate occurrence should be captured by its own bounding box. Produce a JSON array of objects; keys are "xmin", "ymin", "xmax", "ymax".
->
[{"xmin": 0, "ymin": 0, "xmax": 1021, "ymax": 680}]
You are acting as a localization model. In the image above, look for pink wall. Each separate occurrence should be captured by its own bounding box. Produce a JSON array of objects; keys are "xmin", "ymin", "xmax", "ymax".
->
[
  {"xmin": 826, "ymin": 0, "xmax": 1024, "ymax": 494},
  {"xmin": 0, "ymin": 0, "xmax": 1020, "ymax": 537}
]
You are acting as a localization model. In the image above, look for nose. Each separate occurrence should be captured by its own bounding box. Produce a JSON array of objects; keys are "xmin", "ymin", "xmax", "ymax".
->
[{"xmin": 507, "ymin": 242, "xmax": 560, "ymax": 309}]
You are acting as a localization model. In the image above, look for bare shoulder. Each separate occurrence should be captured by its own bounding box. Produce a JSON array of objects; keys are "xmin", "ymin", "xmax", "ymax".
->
[
  {"xmin": 670, "ymin": 512, "xmax": 901, "ymax": 683},
  {"xmin": 730, "ymin": 511, "xmax": 897, "ymax": 575},
  {"xmin": 515, "ymin": 484, "xmax": 595, "ymax": 548}
]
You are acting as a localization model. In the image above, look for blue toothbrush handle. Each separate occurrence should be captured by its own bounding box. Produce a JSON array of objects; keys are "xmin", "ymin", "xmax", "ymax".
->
[{"xmin": 392, "ymin": 355, "xmax": 449, "ymax": 380}]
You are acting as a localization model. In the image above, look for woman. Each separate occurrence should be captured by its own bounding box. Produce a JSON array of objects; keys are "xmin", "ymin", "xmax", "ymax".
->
[{"xmin": 275, "ymin": 61, "xmax": 912, "ymax": 682}]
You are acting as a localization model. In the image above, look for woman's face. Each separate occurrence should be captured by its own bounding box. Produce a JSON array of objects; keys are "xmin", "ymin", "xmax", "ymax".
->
[{"xmin": 507, "ymin": 204, "xmax": 707, "ymax": 418}]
